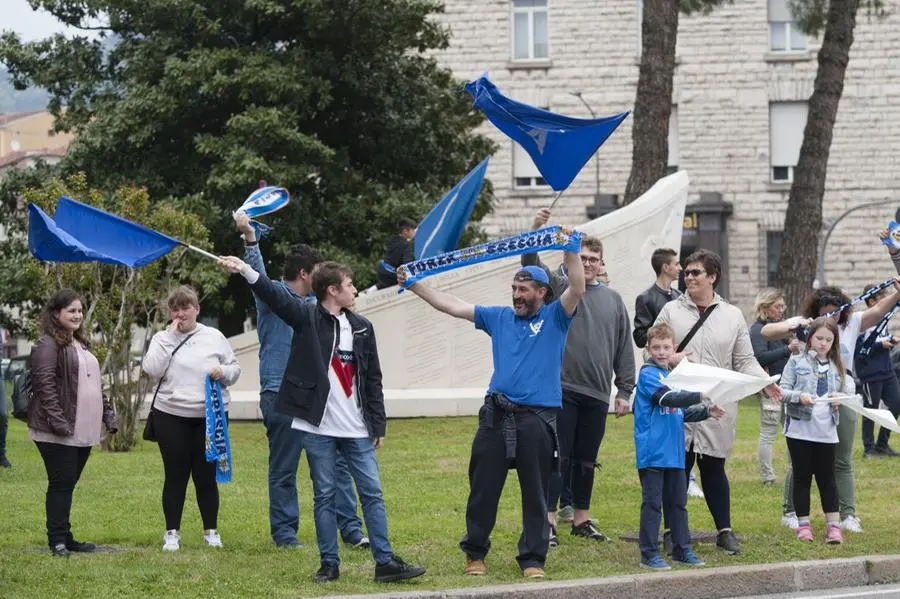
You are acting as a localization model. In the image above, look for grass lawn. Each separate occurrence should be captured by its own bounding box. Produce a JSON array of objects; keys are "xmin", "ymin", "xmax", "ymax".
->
[{"xmin": 1, "ymin": 400, "xmax": 899, "ymax": 598}]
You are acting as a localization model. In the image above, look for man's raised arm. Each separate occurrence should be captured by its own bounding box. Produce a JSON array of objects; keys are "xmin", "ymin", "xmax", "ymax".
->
[
  {"xmin": 399, "ymin": 271, "xmax": 475, "ymax": 322},
  {"xmin": 559, "ymin": 244, "xmax": 585, "ymax": 316}
]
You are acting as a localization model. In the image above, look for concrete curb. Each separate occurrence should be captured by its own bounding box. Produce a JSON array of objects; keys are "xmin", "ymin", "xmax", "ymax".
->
[{"xmin": 325, "ymin": 555, "xmax": 900, "ymax": 599}]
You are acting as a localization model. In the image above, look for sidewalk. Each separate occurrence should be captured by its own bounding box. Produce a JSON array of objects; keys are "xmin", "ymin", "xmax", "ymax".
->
[{"xmin": 326, "ymin": 555, "xmax": 900, "ymax": 599}]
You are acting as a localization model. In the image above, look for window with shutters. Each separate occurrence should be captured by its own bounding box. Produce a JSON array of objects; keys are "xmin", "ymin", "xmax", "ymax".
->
[
  {"xmin": 513, "ymin": 143, "xmax": 548, "ymax": 188},
  {"xmin": 769, "ymin": 102, "xmax": 808, "ymax": 183},
  {"xmin": 768, "ymin": 0, "xmax": 807, "ymax": 52}
]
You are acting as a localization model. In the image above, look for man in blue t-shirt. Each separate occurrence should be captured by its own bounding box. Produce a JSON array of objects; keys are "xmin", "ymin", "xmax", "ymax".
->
[{"xmin": 400, "ymin": 240, "xmax": 585, "ymax": 579}]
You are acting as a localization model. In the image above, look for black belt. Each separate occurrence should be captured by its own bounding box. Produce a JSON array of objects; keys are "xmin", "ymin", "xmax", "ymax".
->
[{"xmin": 483, "ymin": 393, "xmax": 560, "ymax": 470}]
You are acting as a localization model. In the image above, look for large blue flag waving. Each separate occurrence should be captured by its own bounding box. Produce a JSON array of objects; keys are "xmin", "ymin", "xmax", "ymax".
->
[
  {"xmin": 29, "ymin": 196, "xmax": 181, "ymax": 267},
  {"xmin": 415, "ymin": 157, "xmax": 489, "ymax": 260},
  {"xmin": 464, "ymin": 75, "xmax": 628, "ymax": 191}
]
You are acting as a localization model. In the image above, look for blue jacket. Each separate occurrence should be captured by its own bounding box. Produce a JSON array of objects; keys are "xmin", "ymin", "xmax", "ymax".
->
[
  {"xmin": 244, "ymin": 244, "xmax": 316, "ymax": 394},
  {"xmin": 633, "ymin": 359, "xmax": 709, "ymax": 470},
  {"xmin": 854, "ymin": 331, "xmax": 894, "ymax": 383}
]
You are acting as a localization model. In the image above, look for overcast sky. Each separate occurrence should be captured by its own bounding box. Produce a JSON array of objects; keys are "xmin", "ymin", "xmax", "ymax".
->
[{"xmin": 5, "ymin": 0, "xmax": 92, "ymax": 41}]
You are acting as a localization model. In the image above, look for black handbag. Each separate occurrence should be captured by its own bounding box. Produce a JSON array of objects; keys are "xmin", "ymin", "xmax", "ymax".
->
[{"xmin": 142, "ymin": 332, "xmax": 196, "ymax": 442}]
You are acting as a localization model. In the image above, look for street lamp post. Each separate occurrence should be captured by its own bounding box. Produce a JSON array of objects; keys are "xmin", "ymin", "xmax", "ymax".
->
[
  {"xmin": 815, "ymin": 198, "xmax": 898, "ymax": 287},
  {"xmin": 570, "ymin": 91, "xmax": 601, "ymax": 204}
]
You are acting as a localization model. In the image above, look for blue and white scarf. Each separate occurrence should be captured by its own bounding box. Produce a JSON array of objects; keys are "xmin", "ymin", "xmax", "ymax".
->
[
  {"xmin": 398, "ymin": 225, "xmax": 582, "ymax": 289},
  {"xmin": 205, "ymin": 376, "xmax": 232, "ymax": 483}
]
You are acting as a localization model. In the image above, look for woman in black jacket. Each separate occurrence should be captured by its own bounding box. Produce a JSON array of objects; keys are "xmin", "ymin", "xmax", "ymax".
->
[{"xmin": 749, "ymin": 288, "xmax": 799, "ymax": 487}]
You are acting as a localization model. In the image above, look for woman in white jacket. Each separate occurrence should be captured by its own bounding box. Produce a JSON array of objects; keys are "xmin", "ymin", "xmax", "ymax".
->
[
  {"xmin": 654, "ymin": 250, "xmax": 781, "ymax": 556},
  {"xmin": 142, "ymin": 285, "xmax": 240, "ymax": 552}
]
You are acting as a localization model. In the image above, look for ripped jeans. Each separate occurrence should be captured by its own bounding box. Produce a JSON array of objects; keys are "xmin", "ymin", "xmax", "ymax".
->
[{"xmin": 547, "ymin": 391, "xmax": 608, "ymax": 512}]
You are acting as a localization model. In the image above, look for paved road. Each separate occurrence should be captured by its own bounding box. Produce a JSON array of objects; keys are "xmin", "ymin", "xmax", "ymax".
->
[{"xmin": 736, "ymin": 584, "xmax": 900, "ymax": 599}]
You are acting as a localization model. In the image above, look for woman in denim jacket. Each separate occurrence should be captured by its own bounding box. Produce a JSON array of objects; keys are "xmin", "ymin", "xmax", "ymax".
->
[{"xmin": 780, "ymin": 318, "xmax": 854, "ymax": 545}]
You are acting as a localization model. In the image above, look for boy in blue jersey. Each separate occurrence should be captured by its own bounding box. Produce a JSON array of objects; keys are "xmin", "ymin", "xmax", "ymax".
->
[
  {"xmin": 400, "ymin": 237, "xmax": 585, "ymax": 580},
  {"xmin": 634, "ymin": 324, "xmax": 724, "ymax": 570}
]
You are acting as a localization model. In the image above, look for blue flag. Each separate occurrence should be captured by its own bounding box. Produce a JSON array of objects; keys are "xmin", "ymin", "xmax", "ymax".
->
[
  {"xmin": 464, "ymin": 75, "xmax": 629, "ymax": 191},
  {"xmin": 415, "ymin": 157, "xmax": 489, "ymax": 260},
  {"xmin": 28, "ymin": 197, "xmax": 181, "ymax": 267}
]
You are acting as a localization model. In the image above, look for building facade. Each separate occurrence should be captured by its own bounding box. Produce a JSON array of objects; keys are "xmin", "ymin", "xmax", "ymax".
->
[{"xmin": 432, "ymin": 0, "xmax": 900, "ymax": 315}]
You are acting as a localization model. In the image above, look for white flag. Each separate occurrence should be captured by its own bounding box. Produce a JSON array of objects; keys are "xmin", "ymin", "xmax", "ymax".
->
[{"xmin": 663, "ymin": 360, "xmax": 779, "ymax": 406}]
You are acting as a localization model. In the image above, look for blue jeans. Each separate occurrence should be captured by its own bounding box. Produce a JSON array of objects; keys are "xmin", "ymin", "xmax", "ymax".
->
[
  {"xmin": 639, "ymin": 468, "xmax": 691, "ymax": 561},
  {"xmin": 260, "ymin": 391, "xmax": 364, "ymax": 545},
  {"xmin": 300, "ymin": 432, "xmax": 393, "ymax": 566}
]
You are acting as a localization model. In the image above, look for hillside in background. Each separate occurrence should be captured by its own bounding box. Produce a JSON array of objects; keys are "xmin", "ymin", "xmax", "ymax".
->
[{"xmin": 0, "ymin": 69, "xmax": 49, "ymax": 113}]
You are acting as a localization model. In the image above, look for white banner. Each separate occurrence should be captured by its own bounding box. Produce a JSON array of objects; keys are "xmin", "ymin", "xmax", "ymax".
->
[
  {"xmin": 352, "ymin": 172, "xmax": 691, "ymax": 403},
  {"xmin": 821, "ymin": 394, "xmax": 900, "ymax": 433},
  {"xmin": 663, "ymin": 360, "xmax": 779, "ymax": 406}
]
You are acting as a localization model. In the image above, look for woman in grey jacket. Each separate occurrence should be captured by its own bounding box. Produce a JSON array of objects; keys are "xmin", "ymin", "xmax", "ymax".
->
[{"xmin": 654, "ymin": 250, "xmax": 780, "ymax": 555}]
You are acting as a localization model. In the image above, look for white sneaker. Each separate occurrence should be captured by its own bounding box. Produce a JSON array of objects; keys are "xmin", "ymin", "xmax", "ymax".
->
[
  {"xmin": 204, "ymin": 529, "xmax": 223, "ymax": 548},
  {"xmin": 840, "ymin": 515, "xmax": 863, "ymax": 533},
  {"xmin": 687, "ymin": 479, "xmax": 705, "ymax": 498},
  {"xmin": 781, "ymin": 512, "xmax": 799, "ymax": 530},
  {"xmin": 163, "ymin": 529, "xmax": 181, "ymax": 552}
]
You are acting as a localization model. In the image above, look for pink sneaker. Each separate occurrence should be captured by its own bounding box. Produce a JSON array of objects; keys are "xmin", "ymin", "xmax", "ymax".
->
[
  {"xmin": 826, "ymin": 523, "xmax": 843, "ymax": 545},
  {"xmin": 796, "ymin": 523, "xmax": 814, "ymax": 541}
]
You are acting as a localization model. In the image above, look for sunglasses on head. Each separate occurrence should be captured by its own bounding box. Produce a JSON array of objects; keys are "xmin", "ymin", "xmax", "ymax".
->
[
  {"xmin": 820, "ymin": 296, "xmax": 844, "ymax": 308},
  {"xmin": 684, "ymin": 268, "xmax": 706, "ymax": 278}
]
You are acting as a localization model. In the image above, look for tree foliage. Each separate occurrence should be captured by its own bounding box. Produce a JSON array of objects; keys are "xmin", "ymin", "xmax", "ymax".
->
[
  {"xmin": 0, "ymin": 0, "xmax": 495, "ymax": 333},
  {"xmin": 776, "ymin": 0, "xmax": 887, "ymax": 311},
  {"xmin": 623, "ymin": 0, "xmax": 732, "ymax": 204},
  {"xmin": 0, "ymin": 172, "xmax": 227, "ymax": 450}
]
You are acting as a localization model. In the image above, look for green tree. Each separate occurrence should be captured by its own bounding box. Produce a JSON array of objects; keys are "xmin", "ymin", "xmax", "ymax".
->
[
  {"xmin": 623, "ymin": 0, "xmax": 732, "ymax": 204},
  {"xmin": 0, "ymin": 0, "xmax": 495, "ymax": 334},
  {"xmin": 0, "ymin": 172, "xmax": 226, "ymax": 451},
  {"xmin": 777, "ymin": 0, "xmax": 885, "ymax": 311}
]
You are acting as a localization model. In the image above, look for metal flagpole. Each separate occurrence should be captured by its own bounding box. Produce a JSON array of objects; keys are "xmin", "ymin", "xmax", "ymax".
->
[
  {"xmin": 548, "ymin": 189, "xmax": 566, "ymax": 210},
  {"xmin": 181, "ymin": 243, "xmax": 220, "ymax": 261}
]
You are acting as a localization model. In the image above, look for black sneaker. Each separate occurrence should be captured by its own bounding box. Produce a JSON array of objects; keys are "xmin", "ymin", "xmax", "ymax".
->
[
  {"xmin": 0, "ymin": 456, "xmax": 10, "ymax": 468},
  {"xmin": 50, "ymin": 543, "xmax": 70, "ymax": 558},
  {"xmin": 571, "ymin": 520, "xmax": 608, "ymax": 542},
  {"xmin": 313, "ymin": 563, "xmax": 339, "ymax": 583},
  {"xmin": 716, "ymin": 530, "xmax": 742, "ymax": 555},
  {"xmin": 662, "ymin": 530, "xmax": 673, "ymax": 556},
  {"xmin": 863, "ymin": 449, "xmax": 884, "ymax": 458},
  {"xmin": 875, "ymin": 445, "xmax": 900, "ymax": 457},
  {"xmin": 66, "ymin": 540, "xmax": 97, "ymax": 553},
  {"xmin": 549, "ymin": 524, "xmax": 559, "ymax": 548},
  {"xmin": 374, "ymin": 555, "xmax": 426, "ymax": 582}
]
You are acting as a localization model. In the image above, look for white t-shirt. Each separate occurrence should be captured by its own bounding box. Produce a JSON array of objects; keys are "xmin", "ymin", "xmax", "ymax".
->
[
  {"xmin": 839, "ymin": 312, "xmax": 863, "ymax": 375},
  {"xmin": 292, "ymin": 313, "xmax": 368, "ymax": 438}
]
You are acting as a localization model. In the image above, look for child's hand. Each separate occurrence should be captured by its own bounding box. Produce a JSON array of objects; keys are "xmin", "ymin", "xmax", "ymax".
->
[
  {"xmin": 708, "ymin": 405, "xmax": 726, "ymax": 419},
  {"xmin": 799, "ymin": 393, "xmax": 815, "ymax": 406},
  {"xmin": 831, "ymin": 400, "xmax": 841, "ymax": 411},
  {"xmin": 669, "ymin": 351, "xmax": 692, "ymax": 367}
]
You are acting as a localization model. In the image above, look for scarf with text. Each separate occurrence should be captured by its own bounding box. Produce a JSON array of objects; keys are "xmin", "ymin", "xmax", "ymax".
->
[
  {"xmin": 398, "ymin": 226, "xmax": 582, "ymax": 290},
  {"xmin": 205, "ymin": 376, "xmax": 233, "ymax": 483}
]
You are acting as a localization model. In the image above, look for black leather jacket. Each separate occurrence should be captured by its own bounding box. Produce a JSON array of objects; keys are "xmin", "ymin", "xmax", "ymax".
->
[{"xmin": 249, "ymin": 273, "xmax": 386, "ymax": 437}]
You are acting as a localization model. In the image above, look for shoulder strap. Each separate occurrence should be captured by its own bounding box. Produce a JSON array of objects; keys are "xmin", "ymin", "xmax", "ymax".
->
[
  {"xmin": 676, "ymin": 304, "xmax": 718, "ymax": 354},
  {"xmin": 147, "ymin": 332, "xmax": 198, "ymax": 412}
]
